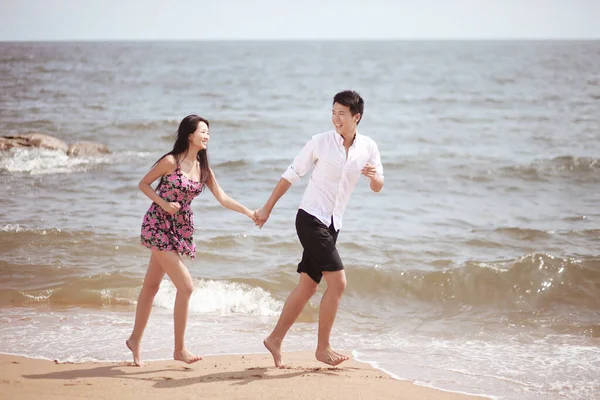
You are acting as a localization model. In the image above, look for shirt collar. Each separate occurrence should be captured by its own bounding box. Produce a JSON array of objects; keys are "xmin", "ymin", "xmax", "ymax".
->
[{"xmin": 335, "ymin": 130, "xmax": 360, "ymax": 146}]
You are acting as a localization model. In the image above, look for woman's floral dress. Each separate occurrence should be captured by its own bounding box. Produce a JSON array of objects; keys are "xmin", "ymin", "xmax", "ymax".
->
[{"xmin": 140, "ymin": 168, "xmax": 204, "ymax": 258}]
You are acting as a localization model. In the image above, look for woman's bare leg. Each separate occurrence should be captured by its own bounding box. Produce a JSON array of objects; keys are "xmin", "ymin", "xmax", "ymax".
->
[
  {"xmin": 126, "ymin": 253, "xmax": 165, "ymax": 366},
  {"xmin": 153, "ymin": 250, "xmax": 201, "ymax": 364}
]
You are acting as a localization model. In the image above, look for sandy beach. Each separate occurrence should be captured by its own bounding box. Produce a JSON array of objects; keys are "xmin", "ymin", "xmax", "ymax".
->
[{"xmin": 0, "ymin": 352, "xmax": 487, "ymax": 399}]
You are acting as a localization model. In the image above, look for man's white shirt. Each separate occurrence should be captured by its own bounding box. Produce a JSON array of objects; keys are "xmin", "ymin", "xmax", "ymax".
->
[{"xmin": 281, "ymin": 130, "xmax": 384, "ymax": 230}]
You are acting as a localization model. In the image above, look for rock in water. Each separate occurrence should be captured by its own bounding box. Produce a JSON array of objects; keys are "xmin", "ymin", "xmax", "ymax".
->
[
  {"xmin": 0, "ymin": 134, "xmax": 69, "ymax": 152},
  {"xmin": 66, "ymin": 142, "xmax": 111, "ymax": 157}
]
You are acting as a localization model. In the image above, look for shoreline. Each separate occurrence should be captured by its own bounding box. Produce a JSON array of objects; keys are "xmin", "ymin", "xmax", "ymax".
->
[
  {"xmin": 0, "ymin": 352, "xmax": 489, "ymax": 399},
  {"xmin": 351, "ymin": 351, "xmax": 495, "ymax": 400}
]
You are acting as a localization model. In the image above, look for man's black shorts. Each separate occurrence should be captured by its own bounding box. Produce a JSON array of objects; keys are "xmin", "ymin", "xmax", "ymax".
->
[{"xmin": 295, "ymin": 209, "xmax": 344, "ymax": 284}]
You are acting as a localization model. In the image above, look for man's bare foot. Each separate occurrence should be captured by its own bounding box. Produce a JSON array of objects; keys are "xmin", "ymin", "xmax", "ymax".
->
[
  {"xmin": 263, "ymin": 337, "xmax": 283, "ymax": 368},
  {"xmin": 315, "ymin": 347, "xmax": 349, "ymax": 366},
  {"xmin": 125, "ymin": 338, "xmax": 143, "ymax": 367},
  {"xmin": 173, "ymin": 348, "xmax": 202, "ymax": 364}
]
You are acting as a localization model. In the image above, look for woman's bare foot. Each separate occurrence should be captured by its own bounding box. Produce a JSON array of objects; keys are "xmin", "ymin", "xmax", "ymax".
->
[
  {"xmin": 125, "ymin": 338, "xmax": 144, "ymax": 367},
  {"xmin": 315, "ymin": 347, "xmax": 349, "ymax": 366},
  {"xmin": 263, "ymin": 337, "xmax": 284, "ymax": 368},
  {"xmin": 173, "ymin": 348, "xmax": 202, "ymax": 364}
]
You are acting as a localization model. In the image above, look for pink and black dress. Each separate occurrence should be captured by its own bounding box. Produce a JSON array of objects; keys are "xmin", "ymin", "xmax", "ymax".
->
[{"xmin": 140, "ymin": 168, "xmax": 204, "ymax": 258}]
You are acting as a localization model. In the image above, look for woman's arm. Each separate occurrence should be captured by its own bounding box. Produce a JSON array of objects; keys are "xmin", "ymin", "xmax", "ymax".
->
[
  {"xmin": 206, "ymin": 168, "xmax": 254, "ymax": 218},
  {"xmin": 138, "ymin": 155, "xmax": 181, "ymax": 214}
]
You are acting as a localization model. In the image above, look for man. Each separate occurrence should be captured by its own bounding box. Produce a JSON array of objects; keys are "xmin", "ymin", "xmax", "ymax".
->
[{"xmin": 255, "ymin": 90, "xmax": 384, "ymax": 368}]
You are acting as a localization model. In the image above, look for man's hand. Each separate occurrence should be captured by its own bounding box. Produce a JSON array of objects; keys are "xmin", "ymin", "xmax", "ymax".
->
[
  {"xmin": 362, "ymin": 163, "xmax": 384, "ymax": 192},
  {"xmin": 254, "ymin": 208, "xmax": 271, "ymax": 229},
  {"xmin": 361, "ymin": 163, "xmax": 378, "ymax": 180}
]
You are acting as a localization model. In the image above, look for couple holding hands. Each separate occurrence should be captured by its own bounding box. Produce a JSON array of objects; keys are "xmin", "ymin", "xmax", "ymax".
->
[{"xmin": 127, "ymin": 90, "xmax": 384, "ymax": 369}]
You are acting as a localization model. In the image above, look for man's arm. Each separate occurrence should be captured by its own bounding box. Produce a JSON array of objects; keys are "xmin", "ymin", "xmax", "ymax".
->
[
  {"xmin": 369, "ymin": 173, "xmax": 384, "ymax": 192},
  {"xmin": 255, "ymin": 138, "xmax": 316, "ymax": 228},
  {"xmin": 255, "ymin": 178, "xmax": 292, "ymax": 228},
  {"xmin": 362, "ymin": 141, "xmax": 384, "ymax": 193},
  {"xmin": 361, "ymin": 164, "xmax": 384, "ymax": 192}
]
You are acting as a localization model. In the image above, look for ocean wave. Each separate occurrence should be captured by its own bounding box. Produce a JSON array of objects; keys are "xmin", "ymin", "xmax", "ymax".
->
[
  {"xmin": 213, "ymin": 159, "xmax": 249, "ymax": 168},
  {"xmin": 500, "ymin": 156, "xmax": 599, "ymax": 181},
  {"xmin": 0, "ymin": 147, "xmax": 108, "ymax": 175},
  {"xmin": 155, "ymin": 279, "xmax": 282, "ymax": 316},
  {"xmin": 113, "ymin": 118, "xmax": 181, "ymax": 133},
  {"xmin": 0, "ymin": 271, "xmax": 283, "ymax": 316},
  {"xmin": 374, "ymin": 159, "xmax": 418, "ymax": 170},
  {"xmin": 490, "ymin": 227, "xmax": 553, "ymax": 241},
  {"xmin": 0, "ymin": 228, "xmax": 144, "ymax": 265},
  {"xmin": 0, "ymin": 269, "xmax": 140, "ymax": 307},
  {"xmin": 208, "ymin": 119, "xmax": 246, "ymax": 128},
  {"xmin": 157, "ymin": 119, "xmax": 286, "ymax": 138},
  {"xmin": 489, "ymin": 227, "xmax": 600, "ymax": 242},
  {"xmin": 0, "ymin": 54, "xmax": 36, "ymax": 63},
  {"xmin": 345, "ymin": 253, "xmax": 600, "ymax": 311},
  {"xmin": 0, "ymin": 224, "xmax": 27, "ymax": 233},
  {"xmin": 0, "ymin": 148, "xmax": 153, "ymax": 175},
  {"xmin": 0, "ymin": 225, "xmax": 94, "ymax": 237},
  {"xmin": 457, "ymin": 156, "xmax": 600, "ymax": 183},
  {"xmin": 437, "ymin": 116, "xmax": 496, "ymax": 124}
]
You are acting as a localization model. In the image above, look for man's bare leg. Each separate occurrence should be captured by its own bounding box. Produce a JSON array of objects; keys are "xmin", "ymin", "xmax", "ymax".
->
[
  {"xmin": 315, "ymin": 270, "xmax": 349, "ymax": 366},
  {"xmin": 264, "ymin": 273, "xmax": 318, "ymax": 367},
  {"xmin": 126, "ymin": 253, "xmax": 165, "ymax": 366},
  {"xmin": 153, "ymin": 250, "xmax": 202, "ymax": 364}
]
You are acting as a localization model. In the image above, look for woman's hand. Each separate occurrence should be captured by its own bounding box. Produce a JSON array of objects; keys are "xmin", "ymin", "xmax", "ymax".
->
[
  {"xmin": 161, "ymin": 201, "xmax": 181, "ymax": 215},
  {"xmin": 243, "ymin": 207, "xmax": 258, "ymax": 223},
  {"xmin": 254, "ymin": 208, "xmax": 270, "ymax": 229}
]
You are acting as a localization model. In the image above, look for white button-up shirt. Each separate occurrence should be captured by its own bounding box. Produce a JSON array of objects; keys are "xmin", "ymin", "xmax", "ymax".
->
[{"xmin": 281, "ymin": 130, "xmax": 384, "ymax": 230}]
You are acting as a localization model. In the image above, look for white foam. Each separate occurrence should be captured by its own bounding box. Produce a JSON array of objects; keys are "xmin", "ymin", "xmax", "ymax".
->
[
  {"xmin": 19, "ymin": 289, "xmax": 56, "ymax": 301},
  {"xmin": 0, "ymin": 148, "xmax": 154, "ymax": 175},
  {"xmin": 0, "ymin": 147, "xmax": 107, "ymax": 174},
  {"xmin": 152, "ymin": 278, "xmax": 283, "ymax": 316},
  {"xmin": 0, "ymin": 224, "xmax": 25, "ymax": 232},
  {"xmin": 0, "ymin": 307, "xmax": 277, "ymax": 364},
  {"xmin": 352, "ymin": 350, "xmax": 499, "ymax": 400},
  {"xmin": 347, "ymin": 331, "xmax": 600, "ymax": 400}
]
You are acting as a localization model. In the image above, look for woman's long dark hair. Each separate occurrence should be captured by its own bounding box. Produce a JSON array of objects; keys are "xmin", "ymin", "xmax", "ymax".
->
[{"xmin": 154, "ymin": 115, "xmax": 212, "ymax": 187}]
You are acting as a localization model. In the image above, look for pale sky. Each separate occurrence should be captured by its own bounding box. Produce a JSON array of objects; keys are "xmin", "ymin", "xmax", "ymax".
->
[{"xmin": 1, "ymin": 0, "xmax": 599, "ymax": 40}]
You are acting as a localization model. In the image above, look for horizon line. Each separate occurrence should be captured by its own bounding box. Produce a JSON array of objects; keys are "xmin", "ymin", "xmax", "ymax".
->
[{"xmin": 1, "ymin": 37, "xmax": 599, "ymax": 43}]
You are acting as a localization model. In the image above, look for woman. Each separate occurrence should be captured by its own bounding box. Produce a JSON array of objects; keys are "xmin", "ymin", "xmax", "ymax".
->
[{"xmin": 126, "ymin": 114, "xmax": 256, "ymax": 366}]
